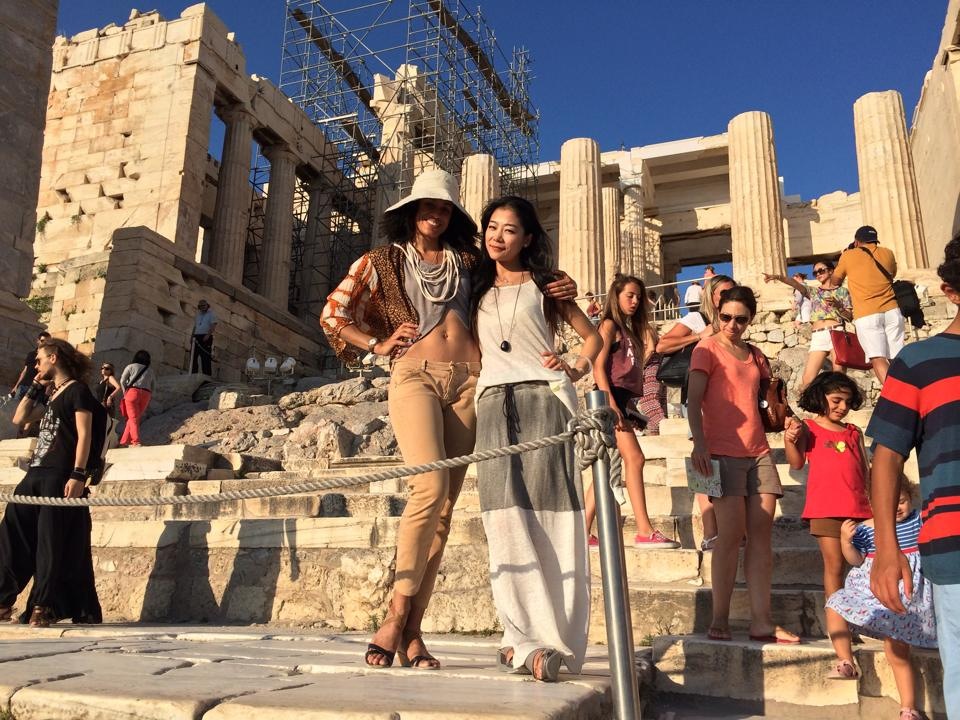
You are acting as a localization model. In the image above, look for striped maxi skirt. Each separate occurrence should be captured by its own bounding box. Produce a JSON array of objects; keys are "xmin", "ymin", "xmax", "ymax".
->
[{"xmin": 475, "ymin": 381, "xmax": 590, "ymax": 674}]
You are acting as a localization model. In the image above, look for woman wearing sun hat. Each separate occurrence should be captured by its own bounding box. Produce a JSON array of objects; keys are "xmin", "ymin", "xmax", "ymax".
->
[{"xmin": 321, "ymin": 168, "xmax": 576, "ymax": 670}]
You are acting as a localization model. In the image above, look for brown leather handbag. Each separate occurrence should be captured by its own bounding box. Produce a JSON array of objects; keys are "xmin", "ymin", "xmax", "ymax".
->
[{"xmin": 750, "ymin": 347, "xmax": 792, "ymax": 433}]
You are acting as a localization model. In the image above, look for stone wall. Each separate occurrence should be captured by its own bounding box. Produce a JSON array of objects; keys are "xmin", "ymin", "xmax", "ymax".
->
[
  {"xmin": 53, "ymin": 226, "xmax": 327, "ymax": 380},
  {"xmin": 0, "ymin": 0, "xmax": 56, "ymax": 384},
  {"xmin": 911, "ymin": 0, "xmax": 960, "ymax": 264}
]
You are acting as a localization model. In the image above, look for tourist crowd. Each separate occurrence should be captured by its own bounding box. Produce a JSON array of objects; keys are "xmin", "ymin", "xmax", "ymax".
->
[{"xmin": 1, "ymin": 167, "xmax": 957, "ymax": 718}]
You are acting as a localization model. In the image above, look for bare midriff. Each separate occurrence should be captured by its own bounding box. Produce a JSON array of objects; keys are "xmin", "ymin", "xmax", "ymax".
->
[{"xmin": 404, "ymin": 309, "xmax": 480, "ymax": 363}]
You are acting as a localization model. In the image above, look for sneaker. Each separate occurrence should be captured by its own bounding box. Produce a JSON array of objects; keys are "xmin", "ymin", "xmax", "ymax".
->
[
  {"xmin": 634, "ymin": 530, "xmax": 680, "ymax": 549},
  {"xmin": 588, "ymin": 535, "xmax": 599, "ymax": 549}
]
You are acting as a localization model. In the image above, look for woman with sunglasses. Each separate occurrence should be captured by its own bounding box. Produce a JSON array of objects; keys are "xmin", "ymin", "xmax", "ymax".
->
[
  {"xmin": 763, "ymin": 260, "xmax": 852, "ymax": 390},
  {"xmin": 97, "ymin": 364, "xmax": 122, "ymax": 417},
  {"xmin": 687, "ymin": 286, "xmax": 799, "ymax": 644}
]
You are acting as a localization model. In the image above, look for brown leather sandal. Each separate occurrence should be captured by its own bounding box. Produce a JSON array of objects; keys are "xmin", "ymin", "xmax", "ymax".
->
[{"xmin": 28, "ymin": 606, "xmax": 55, "ymax": 628}]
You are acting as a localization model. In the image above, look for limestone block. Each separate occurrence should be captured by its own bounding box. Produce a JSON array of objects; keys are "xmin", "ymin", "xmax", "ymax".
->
[
  {"xmin": 105, "ymin": 443, "xmax": 213, "ymax": 466},
  {"xmin": 79, "ymin": 196, "xmax": 121, "ymax": 215},
  {"xmin": 63, "ymin": 183, "xmax": 103, "ymax": 202}
]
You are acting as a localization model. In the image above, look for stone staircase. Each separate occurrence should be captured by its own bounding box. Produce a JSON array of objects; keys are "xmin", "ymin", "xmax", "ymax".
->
[{"xmin": 0, "ymin": 409, "xmax": 946, "ymax": 718}]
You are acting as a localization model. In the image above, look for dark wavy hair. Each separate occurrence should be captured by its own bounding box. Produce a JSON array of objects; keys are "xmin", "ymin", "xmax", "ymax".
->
[
  {"xmin": 717, "ymin": 285, "xmax": 757, "ymax": 319},
  {"xmin": 378, "ymin": 201, "xmax": 478, "ymax": 253},
  {"xmin": 470, "ymin": 196, "xmax": 561, "ymax": 336},
  {"xmin": 38, "ymin": 338, "xmax": 92, "ymax": 383},
  {"xmin": 799, "ymin": 371, "xmax": 864, "ymax": 415},
  {"xmin": 938, "ymin": 232, "xmax": 960, "ymax": 289},
  {"xmin": 132, "ymin": 349, "xmax": 151, "ymax": 367}
]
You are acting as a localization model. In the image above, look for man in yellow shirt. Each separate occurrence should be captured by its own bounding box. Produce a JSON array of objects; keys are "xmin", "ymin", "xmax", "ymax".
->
[{"xmin": 832, "ymin": 225, "xmax": 903, "ymax": 383}]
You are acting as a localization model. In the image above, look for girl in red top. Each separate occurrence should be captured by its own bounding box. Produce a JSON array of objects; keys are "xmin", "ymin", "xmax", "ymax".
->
[{"xmin": 784, "ymin": 371, "xmax": 871, "ymax": 679}]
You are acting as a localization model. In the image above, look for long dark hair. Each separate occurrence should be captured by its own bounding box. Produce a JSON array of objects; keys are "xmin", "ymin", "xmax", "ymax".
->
[
  {"xmin": 379, "ymin": 201, "xmax": 478, "ymax": 253},
  {"xmin": 600, "ymin": 274, "xmax": 650, "ymax": 356},
  {"xmin": 38, "ymin": 338, "xmax": 92, "ymax": 383},
  {"xmin": 470, "ymin": 196, "xmax": 561, "ymax": 336}
]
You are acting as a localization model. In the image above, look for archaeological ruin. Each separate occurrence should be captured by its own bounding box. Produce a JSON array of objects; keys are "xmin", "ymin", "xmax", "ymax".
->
[{"xmin": 1, "ymin": 1, "xmax": 960, "ymax": 717}]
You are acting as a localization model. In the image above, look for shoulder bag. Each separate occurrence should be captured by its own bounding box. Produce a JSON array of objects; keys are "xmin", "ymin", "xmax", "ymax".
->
[
  {"xmin": 656, "ymin": 312, "xmax": 703, "ymax": 388},
  {"xmin": 750, "ymin": 346, "xmax": 792, "ymax": 433},
  {"xmin": 857, "ymin": 247, "xmax": 925, "ymax": 328},
  {"xmin": 828, "ymin": 322, "xmax": 872, "ymax": 371}
]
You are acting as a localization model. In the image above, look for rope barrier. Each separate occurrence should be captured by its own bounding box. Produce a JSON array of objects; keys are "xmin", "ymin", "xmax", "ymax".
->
[{"xmin": 0, "ymin": 406, "xmax": 621, "ymax": 508}]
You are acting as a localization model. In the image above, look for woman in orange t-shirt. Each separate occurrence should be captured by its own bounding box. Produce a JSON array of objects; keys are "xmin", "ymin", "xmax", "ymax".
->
[{"xmin": 687, "ymin": 286, "xmax": 800, "ymax": 645}]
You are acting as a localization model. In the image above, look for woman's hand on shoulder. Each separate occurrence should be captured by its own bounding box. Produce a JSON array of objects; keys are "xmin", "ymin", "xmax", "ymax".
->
[{"xmin": 543, "ymin": 270, "xmax": 577, "ymax": 301}]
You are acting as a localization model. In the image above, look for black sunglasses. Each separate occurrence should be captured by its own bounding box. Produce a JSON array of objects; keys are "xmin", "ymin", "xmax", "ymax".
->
[
  {"xmin": 813, "ymin": 267, "xmax": 830, "ymax": 275},
  {"xmin": 718, "ymin": 312, "xmax": 750, "ymax": 325}
]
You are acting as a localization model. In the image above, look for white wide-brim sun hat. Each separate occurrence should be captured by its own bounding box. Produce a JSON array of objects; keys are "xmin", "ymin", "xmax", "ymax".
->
[{"xmin": 383, "ymin": 168, "xmax": 477, "ymax": 235}]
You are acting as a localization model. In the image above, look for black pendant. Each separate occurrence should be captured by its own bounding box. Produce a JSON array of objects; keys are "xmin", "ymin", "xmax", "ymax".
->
[{"xmin": 500, "ymin": 340, "xmax": 512, "ymax": 352}]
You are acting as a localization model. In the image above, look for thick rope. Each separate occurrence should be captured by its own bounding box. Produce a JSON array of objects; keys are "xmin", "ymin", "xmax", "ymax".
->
[{"xmin": 0, "ymin": 407, "xmax": 619, "ymax": 508}]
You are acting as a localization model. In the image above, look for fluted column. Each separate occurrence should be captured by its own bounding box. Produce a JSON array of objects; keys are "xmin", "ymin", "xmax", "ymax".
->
[
  {"xmin": 853, "ymin": 90, "xmax": 928, "ymax": 269},
  {"xmin": 209, "ymin": 105, "xmax": 254, "ymax": 284},
  {"xmin": 601, "ymin": 186, "xmax": 621, "ymax": 289},
  {"xmin": 728, "ymin": 111, "xmax": 787, "ymax": 299},
  {"xmin": 260, "ymin": 144, "xmax": 298, "ymax": 309},
  {"xmin": 621, "ymin": 183, "xmax": 644, "ymax": 278},
  {"xmin": 460, "ymin": 153, "xmax": 500, "ymax": 228},
  {"xmin": 300, "ymin": 180, "xmax": 333, "ymax": 317},
  {"xmin": 559, "ymin": 138, "xmax": 604, "ymax": 301},
  {"xmin": 642, "ymin": 218, "xmax": 663, "ymax": 287}
]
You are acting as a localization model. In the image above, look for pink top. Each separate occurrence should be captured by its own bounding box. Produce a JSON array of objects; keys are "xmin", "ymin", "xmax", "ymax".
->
[
  {"xmin": 689, "ymin": 336, "xmax": 770, "ymax": 457},
  {"xmin": 800, "ymin": 419, "xmax": 872, "ymax": 520}
]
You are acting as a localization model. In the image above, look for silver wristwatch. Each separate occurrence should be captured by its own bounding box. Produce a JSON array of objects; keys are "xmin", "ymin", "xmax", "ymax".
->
[{"xmin": 367, "ymin": 337, "xmax": 378, "ymax": 351}]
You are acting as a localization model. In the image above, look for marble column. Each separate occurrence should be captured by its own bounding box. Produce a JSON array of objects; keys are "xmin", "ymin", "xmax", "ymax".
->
[
  {"xmin": 642, "ymin": 219, "xmax": 663, "ymax": 288},
  {"xmin": 299, "ymin": 179, "xmax": 333, "ymax": 318},
  {"xmin": 559, "ymin": 138, "xmax": 604, "ymax": 301},
  {"xmin": 728, "ymin": 111, "xmax": 787, "ymax": 299},
  {"xmin": 601, "ymin": 186, "xmax": 621, "ymax": 289},
  {"xmin": 461, "ymin": 153, "xmax": 500, "ymax": 228},
  {"xmin": 621, "ymin": 183, "xmax": 645, "ymax": 279},
  {"xmin": 260, "ymin": 144, "xmax": 298, "ymax": 309},
  {"xmin": 209, "ymin": 105, "xmax": 254, "ymax": 285},
  {"xmin": 853, "ymin": 90, "xmax": 928, "ymax": 269}
]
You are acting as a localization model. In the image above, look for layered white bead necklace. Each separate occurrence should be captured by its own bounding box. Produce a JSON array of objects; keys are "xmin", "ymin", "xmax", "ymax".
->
[{"xmin": 397, "ymin": 242, "xmax": 460, "ymax": 303}]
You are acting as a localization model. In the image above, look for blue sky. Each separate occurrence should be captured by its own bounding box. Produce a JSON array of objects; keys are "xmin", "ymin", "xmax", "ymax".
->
[{"xmin": 57, "ymin": 2, "xmax": 947, "ymax": 285}]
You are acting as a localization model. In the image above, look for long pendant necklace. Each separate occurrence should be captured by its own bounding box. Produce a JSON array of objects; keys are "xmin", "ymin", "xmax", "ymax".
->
[{"xmin": 494, "ymin": 273, "xmax": 524, "ymax": 352}]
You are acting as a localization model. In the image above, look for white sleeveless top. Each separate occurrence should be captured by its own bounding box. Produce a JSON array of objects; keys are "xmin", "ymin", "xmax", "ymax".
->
[{"xmin": 476, "ymin": 279, "xmax": 578, "ymax": 415}]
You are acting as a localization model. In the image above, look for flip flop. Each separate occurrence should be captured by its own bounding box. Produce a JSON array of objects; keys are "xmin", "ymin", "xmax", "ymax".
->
[
  {"xmin": 706, "ymin": 627, "xmax": 731, "ymax": 641},
  {"xmin": 748, "ymin": 630, "xmax": 800, "ymax": 645}
]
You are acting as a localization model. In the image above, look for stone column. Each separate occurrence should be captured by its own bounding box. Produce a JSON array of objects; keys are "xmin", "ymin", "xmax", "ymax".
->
[
  {"xmin": 460, "ymin": 153, "xmax": 500, "ymax": 229},
  {"xmin": 300, "ymin": 180, "xmax": 333, "ymax": 317},
  {"xmin": 728, "ymin": 111, "xmax": 787, "ymax": 299},
  {"xmin": 601, "ymin": 186, "xmax": 621, "ymax": 288},
  {"xmin": 559, "ymin": 138, "xmax": 604, "ymax": 301},
  {"xmin": 208, "ymin": 105, "xmax": 254, "ymax": 285},
  {"xmin": 853, "ymin": 90, "xmax": 928, "ymax": 269},
  {"xmin": 259, "ymin": 144, "xmax": 298, "ymax": 309},
  {"xmin": 621, "ymin": 183, "xmax": 645, "ymax": 278},
  {"xmin": 643, "ymin": 219, "xmax": 663, "ymax": 288}
]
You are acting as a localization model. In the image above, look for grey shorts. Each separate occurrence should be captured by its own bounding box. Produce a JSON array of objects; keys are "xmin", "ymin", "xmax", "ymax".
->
[{"xmin": 716, "ymin": 454, "xmax": 782, "ymax": 497}]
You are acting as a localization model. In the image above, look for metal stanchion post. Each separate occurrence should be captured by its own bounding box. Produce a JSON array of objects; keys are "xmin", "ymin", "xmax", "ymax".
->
[{"xmin": 586, "ymin": 389, "xmax": 641, "ymax": 720}]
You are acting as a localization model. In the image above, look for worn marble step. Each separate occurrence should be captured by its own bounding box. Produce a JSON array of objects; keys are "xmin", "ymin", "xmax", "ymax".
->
[
  {"xmin": 0, "ymin": 626, "xmax": 622, "ymax": 720},
  {"xmin": 652, "ymin": 635, "xmax": 945, "ymax": 719},
  {"xmin": 589, "ymin": 583, "xmax": 827, "ymax": 643},
  {"xmin": 594, "ymin": 546, "xmax": 823, "ymax": 587}
]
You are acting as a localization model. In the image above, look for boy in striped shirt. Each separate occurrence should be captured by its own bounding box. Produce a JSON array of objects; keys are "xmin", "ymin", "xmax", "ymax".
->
[{"xmin": 868, "ymin": 234, "xmax": 960, "ymax": 718}]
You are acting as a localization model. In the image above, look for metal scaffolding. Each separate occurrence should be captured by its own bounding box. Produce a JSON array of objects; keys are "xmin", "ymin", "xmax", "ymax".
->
[{"xmin": 245, "ymin": 0, "xmax": 539, "ymax": 321}]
